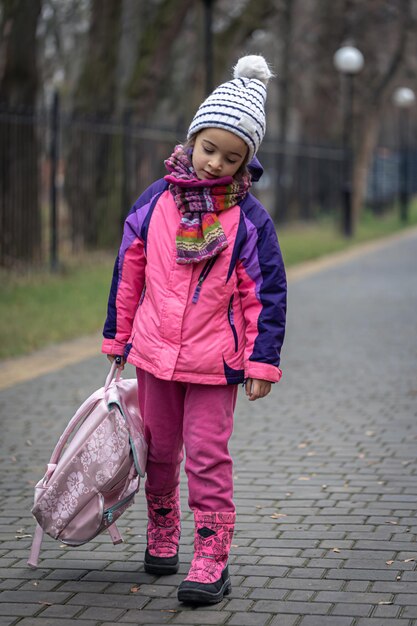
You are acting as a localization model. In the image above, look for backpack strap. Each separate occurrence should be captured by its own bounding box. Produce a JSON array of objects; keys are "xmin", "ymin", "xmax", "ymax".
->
[
  {"xmin": 28, "ymin": 522, "xmax": 123, "ymax": 569},
  {"xmin": 47, "ymin": 363, "xmax": 119, "ymax": 468},
  {"xmin": 107, "ymin": 523, "xmax": 123, "ymax": 545},
  {"xmin": 27, "ymin": 523, "xmax": 44, "ymax": 569}
]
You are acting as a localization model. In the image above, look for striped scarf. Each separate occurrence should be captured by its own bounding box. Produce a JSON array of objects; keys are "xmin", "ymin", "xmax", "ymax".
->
[{"xmin": 164, "ymin": 145, "xmax": 251, "ymax": 264}]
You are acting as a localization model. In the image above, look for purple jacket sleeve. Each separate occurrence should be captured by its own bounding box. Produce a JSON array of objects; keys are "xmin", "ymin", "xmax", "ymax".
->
[
  {"xmin": 236, "ymin": 198, "xmax": 287, "ymax": 382},
  {"xmin": 102, "ymin": 180, "xmax": 167, "ymax": 356}
]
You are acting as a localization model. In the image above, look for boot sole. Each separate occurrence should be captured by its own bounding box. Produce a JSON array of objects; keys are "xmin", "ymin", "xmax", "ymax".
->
[
  {"xmin": 177, "ymin": 579, "xmax": 231, "ymax": 605},
  {"xmin": 144, "ymin": 561, "xmax": 179, "ymax": 576}
]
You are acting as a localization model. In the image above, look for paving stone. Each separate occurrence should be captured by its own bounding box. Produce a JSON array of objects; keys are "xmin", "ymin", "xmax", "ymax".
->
[
  {"xmin": 171, "ymin": 609, "xmax": 231, "ymax": 624},
  {"xmin": 110, "ymin": 609, "xmax": 174, "ymax": 623},
  {"xmin": 0, "ymin": 617, "xmax": 20, "ymax": 626},
  {"xmin": 37, "ymin": 604, "xmax": 81, "ymax": 619},
  {"xmin": 299, "ymin": 618, "xmax": 354, "ymax": 626},
  {"xmin": 372, "ymin": 604, "xmax": 401, "ymax": 618},
  {"xmin": 227, "ymin": 612, "xmax": 272, "ymax": 626},
  {"xmin": 19, "ymin": 617, "xmax": 100, "ymax": 626},
  {"xmin": 330, "ymin": 603, "xmax": 373, "ymax": 617},
  {"xmin": 66, "ymin": 591, "xmax": 148, "ymax": 609},
  {"xmin": 250, "ymin": 600, "xmax": 332, "ymax": 614},
  {"xmin": 354, "ymin": 617, "xmax": 410, "ymax": 626},
  {"xmin": 0, "ymin": 604, "xmax": 41, "ymax": 617},
  {"xmin": 79, "ymin": 606, "xmax": 126, "ymax": 621},
  {"xmin": 268, "ymin": 616, "xmax": 300, "ymax": 626}
]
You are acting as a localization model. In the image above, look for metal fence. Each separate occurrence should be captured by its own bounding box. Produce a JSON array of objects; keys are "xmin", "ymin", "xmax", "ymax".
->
[{"xmin": 0, "ymin": 101, "xmax": 413, "ymax": 271}]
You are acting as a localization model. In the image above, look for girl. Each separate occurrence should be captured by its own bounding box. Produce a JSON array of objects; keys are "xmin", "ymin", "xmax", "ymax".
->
[{"xmin": 102, "ymin": 55, "xmax": 287, "ymax": 605}]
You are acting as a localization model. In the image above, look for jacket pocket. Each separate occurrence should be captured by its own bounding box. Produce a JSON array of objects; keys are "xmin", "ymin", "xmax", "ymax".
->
[{"xmin": 227, "ymin": 294, "xmax": 238, "ymax": 352}]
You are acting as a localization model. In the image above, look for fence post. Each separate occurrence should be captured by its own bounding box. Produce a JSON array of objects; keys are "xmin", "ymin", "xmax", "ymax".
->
[{"xmin": 49, "ymin": 90, "xmax": 60, "ymax": 272}]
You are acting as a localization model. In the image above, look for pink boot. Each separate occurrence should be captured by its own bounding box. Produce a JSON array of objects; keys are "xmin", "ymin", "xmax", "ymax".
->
[
  {"xmin": 177, "ymin": 511, "xmax": 235, "ymax": 604},
  {"xmin": 144, "ymin": 489, "xmax": 181, "ymax": 575}
]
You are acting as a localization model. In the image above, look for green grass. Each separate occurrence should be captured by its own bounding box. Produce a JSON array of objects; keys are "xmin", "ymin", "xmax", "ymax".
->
[
  {"xmin": 279, "ymin": 202, "xmax": 417, "ymax": 266},
  {"xmin": 0, "ymin": 254, "xmax": 115, "ymax": 359},
  {"xmin": 1, "ymin": 203, "xmax": 416, "ymax": 359}
]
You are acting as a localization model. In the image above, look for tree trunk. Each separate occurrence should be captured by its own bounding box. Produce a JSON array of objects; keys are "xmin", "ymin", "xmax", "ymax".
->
[
  {"xmin": 127, "ymin": 0, "xmax": 195, "ymax": 120},
  {"xmin": 64, "ymin": 0, "xmax": 123, "ymax": 250},
  {"xmin": 351, "ymin": 0, "xmax": 413, "ymax": 224},
  {"xmin": 0, "ymin": 0, "xmax": 42, "ymax": 268},
  {"xmin": 352, "ymin": 110, "xmax": 380, "ymax": 229}
]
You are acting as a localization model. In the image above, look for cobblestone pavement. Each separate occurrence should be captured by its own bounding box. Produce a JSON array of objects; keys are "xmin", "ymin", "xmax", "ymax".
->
[{"xmin": 1, "ymin": 231, "xmax": 417, "ymax": 626}]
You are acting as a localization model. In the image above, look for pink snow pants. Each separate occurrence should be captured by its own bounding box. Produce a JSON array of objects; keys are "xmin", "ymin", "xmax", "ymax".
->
[{"xmin": 137, "ymin": 369, "xmax": 238, "ymax": 512}]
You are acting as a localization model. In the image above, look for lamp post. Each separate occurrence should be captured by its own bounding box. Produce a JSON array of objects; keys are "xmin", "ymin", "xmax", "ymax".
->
[
  {"xmin": 393, "ymin": 87, "xmax": 415, "ymax": 223},
  {"xmin": 333, "ymin": 45, "xmax": 364, "ymax": 237}
]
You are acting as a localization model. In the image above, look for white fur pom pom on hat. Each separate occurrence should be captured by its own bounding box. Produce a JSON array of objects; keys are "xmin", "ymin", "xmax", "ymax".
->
[
  {"xmin": 187, "ymin": 54, "xmax": 273, "ymax": 160},
  {"xmin": 233, "ymin": 55, "xmax": 273, "ymax": 86}
]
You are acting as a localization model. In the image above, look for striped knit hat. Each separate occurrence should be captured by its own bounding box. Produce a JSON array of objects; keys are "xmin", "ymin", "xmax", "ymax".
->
[{"xmin": 187, "ymin": 55, "xmax": 273, "ymax": 161}]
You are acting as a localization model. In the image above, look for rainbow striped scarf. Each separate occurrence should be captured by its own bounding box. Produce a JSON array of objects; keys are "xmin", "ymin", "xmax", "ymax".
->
[{"xmin": 164, "ymin": 145, "xmax": 251, "ymax": 264}]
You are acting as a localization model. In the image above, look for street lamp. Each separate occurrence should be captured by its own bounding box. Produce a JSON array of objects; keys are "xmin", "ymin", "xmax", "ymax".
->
[
  {"xmin": 392, "ymin": 87, "xmax": 415, "ymax": 222},
  {"xmin": 333, "ymin": 45, "xmax": 364, "ymax": 237}
]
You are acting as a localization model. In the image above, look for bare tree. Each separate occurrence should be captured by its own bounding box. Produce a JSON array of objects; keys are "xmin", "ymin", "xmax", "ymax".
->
[
  {"xmin": 351, "ymin": 0, "xmax": 415, "ymax": 223},
  {"xmin": 64, "ymin": 0, "xmax": 123, "ymax": 249},
  {"xmin": 0, "ymin": 0, "xmax": 42, "ymax": 267}
]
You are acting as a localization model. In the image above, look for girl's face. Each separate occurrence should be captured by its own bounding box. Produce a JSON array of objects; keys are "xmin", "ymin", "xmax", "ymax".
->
[{"xmin": 191, "ymin": 128, "xmax": 248, "ymax": 180}]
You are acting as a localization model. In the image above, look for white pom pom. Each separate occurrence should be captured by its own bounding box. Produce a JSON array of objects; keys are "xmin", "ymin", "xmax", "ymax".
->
[{"xmin": 233, "ymin": 55, "xmax": 273, "ymax": 85}]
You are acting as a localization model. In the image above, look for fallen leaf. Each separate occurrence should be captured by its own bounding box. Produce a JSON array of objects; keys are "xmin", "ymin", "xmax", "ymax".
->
[
  {"xmin": 404, "ymin": 558, "xmax": 416, "ymax": 563},
  {"xmin": 26, "ymin": 440, "xmax": 32, "ymax": 447},
  {"xmin": 322, "ymin": 484, "xmax": 328, "ymax": 489},
  {"xmin": 231, "ymin": 544, "xmax": 239, "ymax": 548},
  {"xmin": 378, "ymin": 601, "xmax": 393, "ymax": 605},
  {"xmin": 365, "ymin": 431, "xmax": 374, "ymax": 436},
  {"xmin": 130, "ymin": 586, "xmax": 140, "ymax": 593},
  {"xmin": 386, "ymin": 521, "xmax": 398, "ymax": 525},
  {"xmin": 270, "ymin": 513, "xmax": 287, "ymax": 519},
  {"xmin": 298, "ymin": 476, "xmax": 310, "ymax": 481},
  {"xmin": 298, "ymin": 443, "xmax": 308, "ymax": 448},
  {"xmin": 332, "ymin": 548, "xmax": 341, "ymax": 553},
  {"xmin": 386, "ymin": 560, "xmax": 394, "ymax": 565},
  {"xmin": 15, "ymin": 534, "xmax": 32, "ymax": 539}
]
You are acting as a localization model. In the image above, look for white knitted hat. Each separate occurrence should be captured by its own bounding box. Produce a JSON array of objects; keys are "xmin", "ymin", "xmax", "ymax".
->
[{"xmin": 187, "ymin": 55, "xmax": 273, "ymax": 161}]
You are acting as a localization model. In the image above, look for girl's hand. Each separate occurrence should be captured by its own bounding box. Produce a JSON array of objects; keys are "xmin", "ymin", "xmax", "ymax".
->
[
  {"xmin": 245, "ymin": 378, "xmax": 272, "ymax": 401},
  {"xmin": 107, "ymin": 354, "xmax": 125, "ymax": 369}
]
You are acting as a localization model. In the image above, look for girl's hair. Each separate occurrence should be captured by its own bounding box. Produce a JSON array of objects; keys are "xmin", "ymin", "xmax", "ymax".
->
[{"xmin": 184, "ymin": 133, "xmax": 250, "ymax": 179}]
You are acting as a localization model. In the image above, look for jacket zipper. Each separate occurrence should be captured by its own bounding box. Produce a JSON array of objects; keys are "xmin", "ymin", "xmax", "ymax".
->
[
  {"xmin": 228, "ymin": 294, "xmax": 239, "ymax": 352},
  {"xmin": 138, "ymin": 285, "xmax": 146, "ymax": 306},
  {"xmin": 192, "ymin": 257, "xmax": 217, "ymax": 304}
]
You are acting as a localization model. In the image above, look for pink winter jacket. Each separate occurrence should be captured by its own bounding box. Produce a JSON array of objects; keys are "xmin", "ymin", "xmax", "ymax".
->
[{"xmin": 102, "ymin": 174, "xmax": 287, "ymax": 385}]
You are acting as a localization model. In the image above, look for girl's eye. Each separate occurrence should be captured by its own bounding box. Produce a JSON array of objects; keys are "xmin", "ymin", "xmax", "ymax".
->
[
  {"xmin": 227, "ymin": 158, "xmax": 237, "ymax": 164},
  {"xmin": 203, "ymin": 146, "xmax": 214, "ymax": 154}
]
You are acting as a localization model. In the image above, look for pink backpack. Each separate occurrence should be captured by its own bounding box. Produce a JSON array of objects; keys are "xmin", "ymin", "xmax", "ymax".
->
[{"xmin": 28, "ymin": 363, "xmax": 147, "ymax": 568}]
